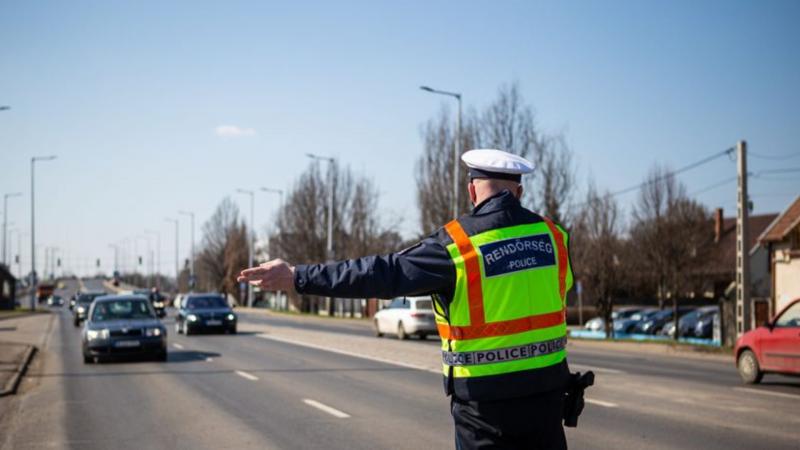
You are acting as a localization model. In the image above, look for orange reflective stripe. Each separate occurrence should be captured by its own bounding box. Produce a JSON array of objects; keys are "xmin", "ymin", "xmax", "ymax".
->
[
  {"xmin": 437, "ymin": 309, "xmax": 565, "ymax": 341},
  {"xmin": 444, "ymin": 220, "xmax": 485, "ymax": 325},
  {"xmin": 542, "ymin": 217, "xmax": 568, "ymax": 304}
]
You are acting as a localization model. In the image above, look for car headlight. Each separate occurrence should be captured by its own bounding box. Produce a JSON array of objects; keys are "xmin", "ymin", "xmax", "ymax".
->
[
  {"xmin": 77, "ymin": 306, "xmax": 86, "ymax": 313},
  {"xmin": 227, "ymin": 313, "xmax": 236, "ymax": 321},
  {"xmin": 187, "ymin": 314, "xmax": 198, "ymax": 322},
  {"xmin": 153, "ymin": 302, "xmax": 164, "ymax": 308},
  {"xmin": 87, "ymin": 329, "xmax": 109, "ymax": 340},
  {"xmin": 145, "ymin": 327, "xmax": 163, "ymax": 337}
]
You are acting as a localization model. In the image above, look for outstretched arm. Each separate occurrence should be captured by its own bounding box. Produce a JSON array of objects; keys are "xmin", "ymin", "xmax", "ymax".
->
[{"xmin": 236, "ymin": 237, "xmax": 455, "ymax": 300}]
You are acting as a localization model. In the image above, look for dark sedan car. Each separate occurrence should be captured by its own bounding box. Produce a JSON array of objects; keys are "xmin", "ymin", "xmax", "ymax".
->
[
  {"xmin": 82, "ymin": 295, "xmax": 167, "ymax": 363},
  {"xmin": 73, "ymin": 292, "xmax": 107, "ymax": 327},
  {"xmin": 634, "ymin": 307, "xmax": 695, "ymax": 335},
  {"xmin": 175, "ymin": 293, "xmax": 237, "ymax": 335}
]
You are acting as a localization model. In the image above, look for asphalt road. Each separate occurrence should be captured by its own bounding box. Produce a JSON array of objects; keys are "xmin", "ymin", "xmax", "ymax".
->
[{"xmin": 2, "ymin": 280, "xmax": 799, "ymax": 449}]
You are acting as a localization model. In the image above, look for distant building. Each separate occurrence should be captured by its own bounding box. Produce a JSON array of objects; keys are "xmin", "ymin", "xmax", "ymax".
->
[{"xmin": 758, "ymin": 195, "xmax": 800, "ymax": 315}]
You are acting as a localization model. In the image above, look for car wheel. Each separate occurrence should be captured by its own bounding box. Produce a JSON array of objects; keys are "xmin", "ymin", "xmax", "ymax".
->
[
  {"xmin": 73, "ymin": 319, "xmax": 80, "ymax": 328},
  {"xmin": 155, "ymin": 351, "xmax": 167, "ymax": 362},
  {"xmin": 184, "ymin": 324, "xmax": 192, "ymax": 336},
  {"xmin": 228, "ymin": 326, "xmax": 237, "ymax": 335},
  {"xmin": 397, "ymin": 322, "xmax": 408, "ymax": 340},
  {"xmin": 374, "ymin": 320, "xmax": 383, "ymax": 338},
  {"xmin": 83, "ymin": 354, "xmax": 93, "ymax": 364},
  {"xmin": 737, "ymin": 350, "xmax": 763, "ymax": 384}
]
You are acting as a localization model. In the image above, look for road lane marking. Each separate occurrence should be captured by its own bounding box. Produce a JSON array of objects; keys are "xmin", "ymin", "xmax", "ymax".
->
[
  {"xmin": 257, "ymin": 334, "xmax": 440, "ymax": 374},
  {"xmin": 173, "ymin": 343, "xmax": 184, "ymax": 350},
  {"xmin": 586, "ymin": 398, "xmax": 618, "ymax": 408},
  {"xmin": 733, "ymin": 387, "xmax": 800, "ymax": 400},
  {"xmin": 235, "ymin": 370, "xmax": 259, "ymax": 381},
  {"xmin": 205, "ymin": 357, "xmax": 214, "ymax": 362},
  {"xmin": 303, "ymin": 399, "xmax": 351, "ymax": 418},
  {"xmin": 569, "ymin": 363, "xmax": 625, "ymax": 375}
]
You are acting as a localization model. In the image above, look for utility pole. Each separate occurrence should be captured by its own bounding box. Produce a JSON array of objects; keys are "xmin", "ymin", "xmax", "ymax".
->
[
  {"xmin": 261, "ymin": 187, "xmax": 284, "ymax": 310},
  {"xmin": 3, "ymin": 192, "xmax": 22, "ymax": 265},
  {"xmin": 236, "ymin": 189, "xmax": 255, "ymax": 307},
  {"xmin": 146, "ymin": 229, "xmax": 161, "ymax": 289},
  {"xmin": 736, "ymin": 140, "xmax": 751, "ymax": 338},
  {"xmin": 30, "ymin": 155, "xmax": 56, "ymax": 310}
]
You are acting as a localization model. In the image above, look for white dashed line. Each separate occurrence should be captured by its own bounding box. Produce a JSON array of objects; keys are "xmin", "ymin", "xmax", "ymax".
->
[
  {"xmin": 205, "ymin": 357, "xmax": 214, "ymax": 362},
  {"xmin": 569, "ymin": 363, "xmax": 625, "ymax": 375},
  {"xmin": 733, "ymin": 387, "xmax": 800, "ymax": 400},
  {"xmin": 586, "ymin": 398, "xmax": 618, "ymax": 408},
  {"xmin": 235, "ymin": 370, "xmax": 259, "ymax": 381},
  {"xmin": 173, "ymin": 343, "xmax": 184, "ymax": 350},
  {"xmin": 303, "ymin": 399, "xmax": 351, "ymax": 418},
  {"xmin": 257, "ymin": 334, "xmax": 439, "ymax": 374}
]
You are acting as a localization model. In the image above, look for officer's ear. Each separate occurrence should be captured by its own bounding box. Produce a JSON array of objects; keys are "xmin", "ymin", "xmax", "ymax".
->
[
  {"xmin": 515, "ymin": 184, "xmax": 523, "ymax": 199},
  {"xmin": 468, "ymin": 180, "xmax": 477, "ymax": 205}
]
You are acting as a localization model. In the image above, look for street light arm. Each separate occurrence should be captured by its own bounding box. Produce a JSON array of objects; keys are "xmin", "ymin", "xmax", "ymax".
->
[{"xmin": 419, "ymin": 85, "xmax": 461, "ymax": 99}]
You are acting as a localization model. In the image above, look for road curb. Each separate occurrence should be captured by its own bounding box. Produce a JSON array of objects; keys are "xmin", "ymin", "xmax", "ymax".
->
[{"xmin": 0, "ymin": 344, "xmax": 37, "ymax": 397}]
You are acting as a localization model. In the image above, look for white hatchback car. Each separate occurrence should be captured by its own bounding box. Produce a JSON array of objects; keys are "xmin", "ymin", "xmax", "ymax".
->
[{"xmin": 373, "ymin": 296, "xmax": 437, "ymax": 340}]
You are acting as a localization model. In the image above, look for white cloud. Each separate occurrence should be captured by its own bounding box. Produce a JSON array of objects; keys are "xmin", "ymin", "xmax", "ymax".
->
[{"xmin": 214, "ymin": 125, "xmax": 256, "ymax": 138}]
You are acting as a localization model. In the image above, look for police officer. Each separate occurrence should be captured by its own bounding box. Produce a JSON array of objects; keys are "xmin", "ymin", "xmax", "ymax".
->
[{"xmin": 237, "ymin": 149, "xmax": 573, "ymax": 449}]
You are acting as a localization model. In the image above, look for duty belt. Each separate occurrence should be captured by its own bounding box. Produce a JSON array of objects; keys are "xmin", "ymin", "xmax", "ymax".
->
[{"xmin": 442, "ymin": 336, "xmax": 567, "ymax": 367}]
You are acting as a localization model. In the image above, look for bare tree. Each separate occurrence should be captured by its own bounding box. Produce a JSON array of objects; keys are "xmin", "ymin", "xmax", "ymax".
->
[
  {"xmin": 572, "ymin": 183, "xmax": 623, "ymax": 338},
  {"xmin": 197, "ymin": 197, "xmax": 248, "ymax": 304}
]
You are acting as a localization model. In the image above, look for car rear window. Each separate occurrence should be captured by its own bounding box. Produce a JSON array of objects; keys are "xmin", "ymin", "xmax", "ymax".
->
[
  {"xmin": 186, "ymin": 296, "xmax": 228, "ymax": 309},
  {"xmin": 414, "ymin": 300, "xmax": 433, "ymax": 310},
  {"xmin": 91, "ymin": 300, "xmax": 154, "ymax": 321}
]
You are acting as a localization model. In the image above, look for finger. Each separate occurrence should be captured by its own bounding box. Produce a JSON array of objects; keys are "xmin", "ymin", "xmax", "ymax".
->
[{"xmin": 239, "ymin": 267, "xmax": 268, "ymax": 277}]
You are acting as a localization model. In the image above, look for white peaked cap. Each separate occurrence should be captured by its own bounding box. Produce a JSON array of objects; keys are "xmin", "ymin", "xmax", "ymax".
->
[{"xmin": 461, "ymin": 149, "xmax": 534, "ymax": 178}]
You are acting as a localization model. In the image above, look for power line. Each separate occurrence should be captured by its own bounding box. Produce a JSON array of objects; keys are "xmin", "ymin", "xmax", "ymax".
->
[
  {"xmin": 749, "ymin": 151, "xmax": 800, "ymax": 160},
  {"xmin": 689, "ymin": 175, "xmax": 738, "ymax": 196},
  {"xmin": 752, "ymin": 167, "xmax": 800, "ymax": 175}
]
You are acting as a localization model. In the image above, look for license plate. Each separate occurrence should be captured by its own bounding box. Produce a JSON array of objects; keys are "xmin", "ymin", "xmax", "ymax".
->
[
  {"xmin": 115, "ymin": 340, "xmax": 140, "ymax": 348},
  {"xmin": 206, "ymin": 320, "xmax": 222, "ymax": 326}
]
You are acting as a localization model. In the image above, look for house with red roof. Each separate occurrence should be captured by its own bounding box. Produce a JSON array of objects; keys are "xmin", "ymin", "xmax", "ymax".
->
[{"xmin": 758, "ymin": 195, "xmax": 800, "ymax": 314}]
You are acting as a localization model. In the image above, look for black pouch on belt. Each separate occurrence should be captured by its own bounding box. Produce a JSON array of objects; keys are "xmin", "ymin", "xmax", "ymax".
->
[{"xmin": 562, "ymin": 371, "xmax": 595, "ymax": 428}]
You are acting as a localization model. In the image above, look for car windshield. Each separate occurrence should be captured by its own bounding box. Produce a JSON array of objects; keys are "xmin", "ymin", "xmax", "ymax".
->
[
  {"xmin": 78, "ymin": 294, "xmax": 104, "ymax": 304},
  {"xmin": 186, "ymin": 296, "xmax": 227, "ymax": 309},
  {"xmin": 414, "ymin": 300, "xmax": 433, "ymax": 310},
  {"xmin": 91, "ymin": 300, "xmax": 154, "ymax": 322}
]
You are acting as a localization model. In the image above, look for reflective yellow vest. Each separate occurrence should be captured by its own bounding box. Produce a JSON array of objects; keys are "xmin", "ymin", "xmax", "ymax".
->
[{"xmin": 434, "ymin": 217, "xmax": 572, "ymax": 387}]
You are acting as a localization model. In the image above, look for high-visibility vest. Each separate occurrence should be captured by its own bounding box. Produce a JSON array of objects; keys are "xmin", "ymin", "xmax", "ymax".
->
[{"xmin": 434, "ymin": 217, "xmax": 572, "ymax": 385}]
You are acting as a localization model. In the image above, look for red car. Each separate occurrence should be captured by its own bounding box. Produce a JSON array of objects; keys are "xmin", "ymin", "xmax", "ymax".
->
[{"xmin": 735, "ymin": 298, "xmax": 800, "ymax": 383}]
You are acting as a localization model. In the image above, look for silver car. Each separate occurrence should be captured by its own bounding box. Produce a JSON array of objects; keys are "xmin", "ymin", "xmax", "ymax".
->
[
  {"xmin": 82, "ymin": 295, "xmax": 167, "ymax": 363},
  {"xmin": 373, "ymin": 296, "xmax": 437, "ymax": 340}
]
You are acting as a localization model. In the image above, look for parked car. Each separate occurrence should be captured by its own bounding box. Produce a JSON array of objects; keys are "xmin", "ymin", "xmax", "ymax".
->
[
  {"xmin": 373, "ymin": 296, "xmax": 436, "ymax": 340},
  {"xmin": 82, "ymin": 294, "xmax": 167, "ymax": 363},
  {"xmin": 175, "ymin": 293, "xmax": 237, "ymax": 335},
  {"xmin": 660, "ymin": 306, "xmax": 718, "ymax": 338},
  {"xmin": 73, "ymin": 292, "xmax": 107, "ymax": 327},
  {"xmin": 612, "ymin": 308, "xmax": 658, "ymax": 334},
  {"xmin": 634, "ymin": 307, "xmax": 695, "ymax": 335},
  {"xmin": 694, "ymin": 311, "xmax": 719, "ymax": 339},
  {"xmin": 584, "ymin": 307, "xmax": 643, "ymax": 332},
  {"xmin": 46, "ymin": 295, "xmax": 64, "ymax": 307},
  {"xmin": 735, "ymin": 298, "xmax": 800, "ymax": 383}
]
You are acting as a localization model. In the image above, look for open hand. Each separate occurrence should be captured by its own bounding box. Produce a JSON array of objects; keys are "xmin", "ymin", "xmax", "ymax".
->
[{"xmin": 236, "ymin": 259, "xmax": 296, "ymax": 293}]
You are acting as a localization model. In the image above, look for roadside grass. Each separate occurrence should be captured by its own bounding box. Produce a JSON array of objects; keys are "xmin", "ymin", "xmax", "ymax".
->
[{"xmin": 568, "ymin": 334, "xmax": 734, "ymax": 355}]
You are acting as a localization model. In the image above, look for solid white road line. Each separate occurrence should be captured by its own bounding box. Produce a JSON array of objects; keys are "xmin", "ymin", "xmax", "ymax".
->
[
  {"xmin": 257, "ymin": 334, "xmax": 440, "ymax": 374},
  {"xmin": 586, "ymin": 398, "xmax": 618, "ymax": 408},
  {"xmin": 235, "ymin": 370, "xmax": 259, "ymax": 381},
  {"xmin": 568, "ymin": 363, "xmax": 625, "ymax": 375},
  {"xmin": 173, "ymin": 343, "xmax": 184, "ymax": 350},
  {"xmin": 303, "ymin": 399, "xmax": 351, "ymax": 418},
  {"xmin": 733, "ymin": 387, "xmax": 800, "ymax": 400}
]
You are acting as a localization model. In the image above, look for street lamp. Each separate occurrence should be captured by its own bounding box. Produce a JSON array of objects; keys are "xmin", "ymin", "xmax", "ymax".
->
[
  {"xmin": 236, "ymin": 189, "xmax": 255, "ymax": 307},
  {"xmin": 3, "ymin": 192, "xmax": 22, "ymax": 265},
  {"xmin": 306, "ymin": 153, "xmax": 336, "ymax": 315},
  {"xmin": 145, "ymin": 229, "xmax": 161, "ymax": 289},
  {"xmin": 420, "ymin": 85, "xmax": 462, "ymax": 218},
  {"xmin": 30, "ymin": 155, "xmax": 57, "ymax": 310},
  {"xmin": 164, "ymin": 218, "xmax": 179, "ymax": 285},
  {"xmin": 0, "ymin": 106, "xmax": 10, "ymax": 111},
  {"xmin": 178, "ymin": 210, "xmax": 195, "ymax": 290}
]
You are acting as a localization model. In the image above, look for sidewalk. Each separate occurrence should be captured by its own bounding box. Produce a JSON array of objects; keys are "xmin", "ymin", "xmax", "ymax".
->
[{"xmin": 0, "ymin": 312, "xmax": 54, "ymax": 396}]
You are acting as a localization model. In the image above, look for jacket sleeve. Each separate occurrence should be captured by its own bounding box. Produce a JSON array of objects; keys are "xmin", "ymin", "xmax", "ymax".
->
[{"xmin": 293, "ymin": 237, "xmax": 455, "ymax": 300}]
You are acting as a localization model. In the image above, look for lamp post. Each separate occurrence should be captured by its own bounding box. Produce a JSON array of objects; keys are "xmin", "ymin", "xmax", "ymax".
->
[
  {"xmin": 3, "ymin": 192, "xmax": 22, "ymax": 265},
  {"xmin": 145, "ymin": 229, "xmax": 161, "ymax": 289},
  {"xmin": 237, "ymin": 189, "xmax": 255, "ymax": 307},
  {"xmin": 420, "ymin": 85, "xmax": 462, "ymax": 218},
  {"xmin": 136, "ymin": 235, "xmax": 152, "ymax": 287},
  {"xmin": 165, "ymin": 218, "xmax": 179, "ymax": 286},
  {"xmin": 108, "ymin": 244, "xmax": 119, "ymax": 275},
  {"xmin": 260, "ymin": 187, "xmax": 284, "ymax": 310},
  {"xmin": 30, "ymin": 155, "xmax": 57, "ymax": 310},
  {"xmin": 178, "ymin": 211, "xmax": 195, "ymax": 290},
  {"xmin": 306, "ymin": 153, "xmax": 335, "ymax": 315}
]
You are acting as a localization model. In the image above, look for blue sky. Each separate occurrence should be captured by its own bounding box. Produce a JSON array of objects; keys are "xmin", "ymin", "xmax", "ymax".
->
[{"xmin": 1, "ymin": 0, "xmax": 799, "ymax": 277}]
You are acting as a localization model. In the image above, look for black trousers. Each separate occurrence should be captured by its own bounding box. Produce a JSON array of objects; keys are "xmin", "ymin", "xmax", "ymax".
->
[{"xmin": 451, "ymin": 390, "xmax": 567, "ymax": 450}]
